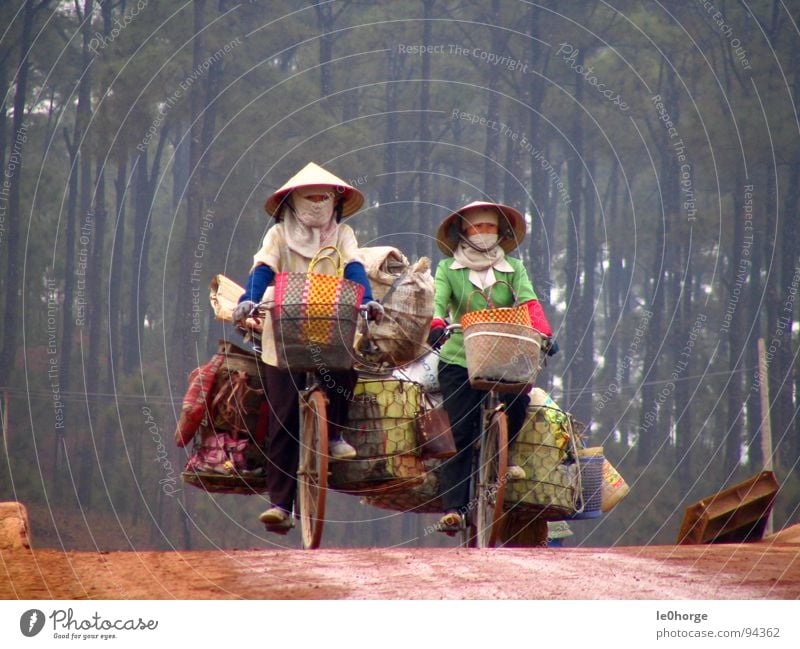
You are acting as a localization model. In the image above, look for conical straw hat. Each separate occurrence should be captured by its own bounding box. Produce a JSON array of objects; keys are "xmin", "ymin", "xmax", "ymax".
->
[
  {"xmin": 264, "ymin": 162, "xmax": 364, "ymax": 219},
  {"xmin": 436, "ymin": 200, "xmax": 526, "ymax": 255}
]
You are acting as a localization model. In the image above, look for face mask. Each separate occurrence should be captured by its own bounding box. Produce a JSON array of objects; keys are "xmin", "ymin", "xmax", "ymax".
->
[
  {"xmin": 467, "ymin": 232, "xmax": 499, "ymax": 250},
  {"xmin": 291, "ymin": 190, "xmax": 334, "ymax": 228}
]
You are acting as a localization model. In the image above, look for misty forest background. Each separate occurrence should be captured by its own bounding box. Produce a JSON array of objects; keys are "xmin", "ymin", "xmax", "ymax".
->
[{"xmin": 1, "ymin": 0, "xmax": 799, "ymax": 551}]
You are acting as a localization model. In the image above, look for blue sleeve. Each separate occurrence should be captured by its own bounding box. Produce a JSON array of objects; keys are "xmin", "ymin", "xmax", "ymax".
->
[
  {"xmin": 239, "ymin": 264, "xmax": 275, "ymax": 303},
  {"xmin": 344, "ymin": 261, "xmax": 374, "ymax": 304}
]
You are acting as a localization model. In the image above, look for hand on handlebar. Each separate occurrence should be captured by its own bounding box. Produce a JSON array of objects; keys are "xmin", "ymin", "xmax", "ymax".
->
[
  {"xmin": 542, "ymin": 338, "xmax": 560, "ymax": 357},
  {"xmin": 427, "ymin": 327, "xmax": 446, "ymax": 349},
  {"xmin": 428, "ymin": 322, "xmax": 460, "ymax": 350},
  {"xmin": 234, "ymin": 300, "xmax": 256, "ymax": 325},
  {"xmin": 365, "ymin": 300, "xmax": 384, "ymax": 323}
]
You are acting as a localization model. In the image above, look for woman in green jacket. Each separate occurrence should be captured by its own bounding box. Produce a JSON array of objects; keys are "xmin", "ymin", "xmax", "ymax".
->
[{"xmin": 429, "ymin": 201, "xmax": 554, "ymax": 534}]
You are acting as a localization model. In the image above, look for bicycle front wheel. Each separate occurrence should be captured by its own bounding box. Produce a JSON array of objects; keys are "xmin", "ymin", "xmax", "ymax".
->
[
  {"xmin": 298, "ymin": 389, "xmax": 329, "ymax": 549},
  {"xmin": 476, "ymin": 410, "xmax": 508, "ymax": 548}
]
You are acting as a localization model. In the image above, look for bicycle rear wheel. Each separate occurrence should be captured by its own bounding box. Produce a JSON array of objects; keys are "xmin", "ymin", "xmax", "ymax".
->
[
  {"xmin": 476, "ymin": 410, "xmax": 508, "ymax": 548},
  {"xmin": 298, "ymin": 389, "xmax": 329, "ymax": 549}
]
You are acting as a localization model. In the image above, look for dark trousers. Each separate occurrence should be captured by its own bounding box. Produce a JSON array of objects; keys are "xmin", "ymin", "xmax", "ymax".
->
[
  {"xmin": 263, "ymin": 364, "xmax": 357, "ymax": 511},
  {"xmin": 438, "ymin": 361, "xmax": 530, "ymax": 513}
]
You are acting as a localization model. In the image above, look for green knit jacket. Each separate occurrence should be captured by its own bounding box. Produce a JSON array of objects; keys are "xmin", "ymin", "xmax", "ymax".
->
[{"xmin": 433, "ymin": 256, "xmax": 538, "ymax": 368}]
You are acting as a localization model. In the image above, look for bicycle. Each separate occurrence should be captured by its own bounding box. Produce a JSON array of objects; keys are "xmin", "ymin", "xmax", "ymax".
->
[
  {"xmin": 240, "ymin": 301, "xmax": 373, "ymax": 548},
  {"xmin": 438, "ymin": 323, "xmax": 515, "ymax": 549}
]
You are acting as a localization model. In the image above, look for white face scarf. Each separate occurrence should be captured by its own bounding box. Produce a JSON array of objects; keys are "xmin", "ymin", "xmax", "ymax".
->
[
  {"xmin": 450, "ymin": 208, "xmax": 513, "ymax": 288},
  {"xmin": 282, "ymin": 186, "xmax": 339, "ymax": 258}
]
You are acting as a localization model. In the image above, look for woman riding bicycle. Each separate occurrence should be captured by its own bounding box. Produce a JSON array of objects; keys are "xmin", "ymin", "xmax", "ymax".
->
[
  {"xmin": 428, "ymin": 201, "xmax": 555, "ymax": 534},
  {"xmin": 233, "ymin": 162, "xmax": 381, "ymax": 532}
]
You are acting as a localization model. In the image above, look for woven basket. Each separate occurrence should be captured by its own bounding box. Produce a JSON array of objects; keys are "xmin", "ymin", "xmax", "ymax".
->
[
  {"xmin": 461, "ymin": 282, "xmax": 542, "ymax": 394},
  {"xmin": 463, "ymin": 322, "xmax": 543, "ymax": 393},
  {"xmin": 329, "ymin": 377, "xmax": 427, "ymax": 495},
  {"xmin": 363, "ymin": 459, "xmax": 444, "ymax": 513},
  {"xmin": 504, "ymin": 405, "xmax": 580, "ymax": 520},
  {"xmin": 271, "ymin": 302, "xmax": 359, "ymax": 371},
  {"xmin": 271, "ymin": 246, "xmax": 364, "ymax": 371},
  {"xmin": 460, "ymin": 281, "xmax": 532, "ymax": 328},
  {"xmin": 328, "ymin": 454, "xmax": 426, "ymax": 496},
  {"xmin": 180, "ymin": 341, "xmax": 271, "ymax": 496},
  {"xmin": 344, "ymin": 378, "xmax": 421, "ymax": 458},
  {"xmin": 181, "ymin": 424, "xmax": 269, "ymax": 495}
]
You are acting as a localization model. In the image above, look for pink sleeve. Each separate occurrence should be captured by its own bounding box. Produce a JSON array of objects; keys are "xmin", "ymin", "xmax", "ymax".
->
[{"xmin": 525, "ymin": 300, "xmax": 552, "ymax": 337}]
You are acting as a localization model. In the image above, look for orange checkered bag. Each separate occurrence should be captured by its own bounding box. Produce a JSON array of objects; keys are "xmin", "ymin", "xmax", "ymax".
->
[
  {"xmin": 271, "ymin": 246, "xmax": 365, "ymax": 370},
  {"xmin": 460, "ymin": 280, "xmax": 532, "ymax": 329}
]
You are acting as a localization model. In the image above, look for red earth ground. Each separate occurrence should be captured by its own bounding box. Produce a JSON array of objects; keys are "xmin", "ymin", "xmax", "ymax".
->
[{"xmin": 2, "ymin": 540, "xmax": 800, "ymax": 599}]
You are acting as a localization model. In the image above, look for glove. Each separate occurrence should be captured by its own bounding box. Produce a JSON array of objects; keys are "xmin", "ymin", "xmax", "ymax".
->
[
  {"xmin": 427, "ymin": 327, "xmax": 447, "ymax": 349},
  {"xmin": 545, "ymin": 340, "xmax": 560, "ymax": 356},
  {"xmin": 365, "ymin": 300, "xmax": 384, "ymax": 322},
  {"xmin": 234, "ymin": 300, "xmax": 256, "ymax": 325}
]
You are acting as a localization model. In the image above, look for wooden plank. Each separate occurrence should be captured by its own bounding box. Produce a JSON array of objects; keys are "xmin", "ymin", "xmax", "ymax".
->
[{"xmin": 676, "ymin": 471, "xmax": 779, "ymax": 545}]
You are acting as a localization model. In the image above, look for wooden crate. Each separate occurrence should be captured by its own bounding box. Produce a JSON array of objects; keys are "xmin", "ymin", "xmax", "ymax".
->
[{"xmin": 676, "ymin": 471, "xmax": 779, "ymax": 545}]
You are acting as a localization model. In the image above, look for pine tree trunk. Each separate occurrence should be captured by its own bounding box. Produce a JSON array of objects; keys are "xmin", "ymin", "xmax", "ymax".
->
[
  {"xmin": 172, "ymin": 0, "xmax": 207, "ymax": 384},
  {"xmin": 724, "ymin": 186, "xmax": 746, "ymax": 476},
  {"xmin": 415, "ymin": 0, "xmax": 434, "ymax": 261},
  {"xmin": 637, "ymin": 70, "xmax": 678, "ymax": 465},
  {"xmin": 763, "ymin": 165, "xmax": 780, "ymax": 468},
  {"xmin": 378, "ymin": 48, "xmax": 400, "ymax": 241},
  {"xmin": 0, "ymin": 0, "xmax": 35, "ymax": 383},
  {"xmin": 564, "ymin": 51, "xmax": 584, "ymax": 417},
  {"xmin": 746, "ymin": 175, "xmax": 764, "ymax": 469},
  {"xmin": 106, "ymin": 156, "xmax": 128, "ymax": 394},
  {"xmin": 776, "ymin": 164, "xmax": 799, "ymax": 464},
  {"xmin": 525, "ymin": 3, "xmax": 552, "ymax": 297}
]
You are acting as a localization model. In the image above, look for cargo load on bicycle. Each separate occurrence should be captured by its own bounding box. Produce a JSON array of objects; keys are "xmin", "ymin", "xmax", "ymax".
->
[
  {"xmin": 174, "ymin": 231, "xmax": 626, "ymax": 548},
  {"xmin": 357, "ymin": 246, "xmax": 435, "ymax": 368},
  {"xmin": 176, "ymin": 339, "xmax": 270, "ymax": 495},
  {"xmin": 328, "ymin": 374, "xmax": 456, "ymax": 496}
]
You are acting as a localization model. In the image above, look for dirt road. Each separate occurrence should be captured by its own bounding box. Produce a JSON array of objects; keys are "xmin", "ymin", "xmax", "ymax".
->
[{"xmin": 3, "ymin": 542, "xmax": 799, "ymax": 599}]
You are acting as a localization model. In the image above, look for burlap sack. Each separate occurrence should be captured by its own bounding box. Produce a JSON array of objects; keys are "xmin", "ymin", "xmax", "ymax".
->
[
  {"xmin": 358, "ymin": 246, "xmax": 410, "ymax": 301},
  {"xmin": 358, "ymin": 248, "xmax": 434, "ymax": 366}
]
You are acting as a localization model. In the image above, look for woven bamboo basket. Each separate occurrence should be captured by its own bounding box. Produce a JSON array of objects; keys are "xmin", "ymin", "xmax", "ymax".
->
[
  {"xmin": 463, "ymin": 322, "xmax": 543, "ymax": 394},
  {"xmin": 460, "ymin": 281, "xmax": 543, "ymax": 394},
  {"xmin": 329, "ymin": 378, "xmax": 426, "ymax": 495},
  {"xmin": 363, "ymin": 459, "xmax": 444, "ymax": 513},
  {"xmin": 504, "ymin": 405, "xmax": 580, "ymax": 519},
  {"xmin": 271, "ymin": 246, "xmax": 364, "ymax": 371}
]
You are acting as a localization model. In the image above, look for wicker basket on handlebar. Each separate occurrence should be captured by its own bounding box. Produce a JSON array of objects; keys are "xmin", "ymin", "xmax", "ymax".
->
[
  {"xmin": 271, "ymin": 246, "xmax": 364, "ymax": 371},
  {"xmin": 461, "ymin": 282, "xmax": 543, "ymax": 394}
]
